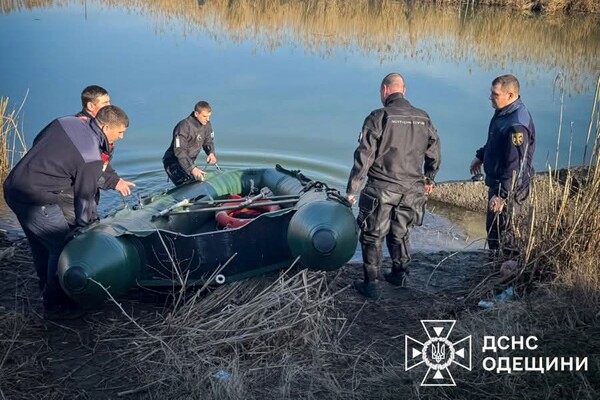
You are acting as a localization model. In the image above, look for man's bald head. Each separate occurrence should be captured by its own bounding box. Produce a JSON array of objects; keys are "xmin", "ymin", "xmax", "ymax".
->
[{"xmin": 380, "ymin": 73, "xmax": 406, "ymax": 104}]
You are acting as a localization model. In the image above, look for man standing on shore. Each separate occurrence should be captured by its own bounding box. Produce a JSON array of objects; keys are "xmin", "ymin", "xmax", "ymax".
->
[
  {"xmin": 346, "ymin": 73, "xmax": 441, "ymax": 299},
  {"xmin": 469, "ymin": 74, "xmax": 536, "ymax": 252}
]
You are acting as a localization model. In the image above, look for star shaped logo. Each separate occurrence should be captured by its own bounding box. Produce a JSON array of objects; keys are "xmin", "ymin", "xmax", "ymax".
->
[{"xmin": 405, "ymin": 320, "xmax": 472, "ymax": 386}]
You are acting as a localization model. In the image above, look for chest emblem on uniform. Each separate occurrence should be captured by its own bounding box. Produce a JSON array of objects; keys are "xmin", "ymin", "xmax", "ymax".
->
[
  {"xmin": 512, "ymin": 132, "xmax": 524, "ymax": 146},
  {"xmin": 196, "ymin": 135, "xmax": 202, "ymax": 142}
]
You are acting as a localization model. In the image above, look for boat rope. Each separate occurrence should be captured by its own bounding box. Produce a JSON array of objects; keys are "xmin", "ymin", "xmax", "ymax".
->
[{"xmin": 275, "ymin": 164, "xmax": 351, "ymax": 207}]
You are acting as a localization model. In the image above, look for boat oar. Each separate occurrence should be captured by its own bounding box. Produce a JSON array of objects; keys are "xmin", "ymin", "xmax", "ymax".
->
[
  {"xmin": 185, "ymin": 194, "xmax": 301, "ymax": 207},
  {"xmin": 151, "ymin": 199, "xmax": 191, "ymax": 220},
  {"xmin": 167, "ymin": 198, "xmax": 299, "ymax": 216},
  {"xmin": 154, "ymin": 188, "xmax": 270, "ymax": 219}
]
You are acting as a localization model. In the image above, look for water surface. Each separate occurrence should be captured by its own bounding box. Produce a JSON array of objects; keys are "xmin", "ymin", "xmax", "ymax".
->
[{"xmin": 1, "ymin": 0, "xmax": 598, "ymax": 250}]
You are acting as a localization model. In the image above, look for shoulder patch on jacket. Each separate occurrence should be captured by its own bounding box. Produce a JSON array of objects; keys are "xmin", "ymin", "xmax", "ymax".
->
[{"xmin": 512, "ymin": 132, "xmax": 524, "ymax": 146}]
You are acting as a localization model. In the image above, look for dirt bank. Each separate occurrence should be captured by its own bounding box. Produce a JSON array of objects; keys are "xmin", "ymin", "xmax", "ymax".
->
[{"xmin": 0, "ymin": 231, "xmax": 495, "ymax": 399}]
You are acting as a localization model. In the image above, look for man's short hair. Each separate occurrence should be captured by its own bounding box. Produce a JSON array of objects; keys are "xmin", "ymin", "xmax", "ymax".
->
[
  {"xmin": 381, "ymin": 73, "xmax": 405, "ymax": 90},
  {"xmin": 194, "ymin": 101, "xmax": 212, "ymax": 113},
  {"xmin": 96, "ymin": 105, "xmax": 129, "ymax": 128},
  {"xmin": 492, "ymin": 74, "xmax": 520, "ymax": 95},
  {"xmin": 81, "ymin": 85, "xmax": 109, "ymax": 108}
]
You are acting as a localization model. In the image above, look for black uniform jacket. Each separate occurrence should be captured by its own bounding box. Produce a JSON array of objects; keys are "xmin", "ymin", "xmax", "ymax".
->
[
  {"xmin": 346, "ymin": 93, "xmax": 441, "ymax": 196},
  {"xmin": 4, "ymin": 116, "xmax": 109, "ymax": 227},
  {"xmin": 75, "ymin": 109, "xmax": 120, "ymax": 190},
  {"xmin": 162, "ymin": 113, "xmax": 215, "ymax": 174}
]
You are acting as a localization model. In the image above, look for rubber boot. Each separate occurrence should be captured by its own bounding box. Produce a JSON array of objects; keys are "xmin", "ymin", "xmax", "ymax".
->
[
  {"xmin": 354, "ymin": 243, "xmax": 382, "ymax": 299},
  {"xmin": 386, "ymin": 238, "xmax": 410, "ymax": 287},
  {"xmin": 354, "ymin": 263, "xmax": 381, "ymax": 299},
  {"xmin": 384, "ymin": 268, "xmax": 409, "ymax": 287}
]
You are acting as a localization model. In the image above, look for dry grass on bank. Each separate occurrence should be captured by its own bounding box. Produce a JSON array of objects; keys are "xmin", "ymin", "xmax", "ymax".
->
[{"xmin": 0, "ymin": 97, "xmax": 27, "ymax": 176}]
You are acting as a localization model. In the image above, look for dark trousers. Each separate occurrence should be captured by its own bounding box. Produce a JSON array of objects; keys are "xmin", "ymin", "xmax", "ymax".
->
[
  {"xmin": 164, "ymin": 162, "xmax": 194, "ymax": 186},
  {"xmin": 4, "ymin": 196, "xmax": 71, "ymax": 307},
  {"xmin": 357, "ymin": 184, "xmax": 426, "ymax": 282},
  {"xmin": 485, "ymin": 187, "xmax": 523, "ymax": 251}
]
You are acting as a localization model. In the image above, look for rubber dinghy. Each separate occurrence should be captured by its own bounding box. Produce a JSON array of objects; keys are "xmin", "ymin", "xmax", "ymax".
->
[{"xmin": 58, "ymin": 165, "xmax": 359, "ymax": 305}]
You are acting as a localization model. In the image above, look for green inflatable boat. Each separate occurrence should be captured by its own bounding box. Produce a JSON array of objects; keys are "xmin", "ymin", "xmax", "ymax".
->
[{"xmin": 57, "ymin": 165, "xmax": 359, "ymax": 305}]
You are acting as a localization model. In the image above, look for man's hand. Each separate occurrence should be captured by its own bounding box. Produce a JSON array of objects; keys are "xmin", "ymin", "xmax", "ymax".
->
[
  {"xmin": 424, "ymin": 183, "xmax": 433, "ymax": 196},
  {"xmin": 191, "ymin": 167, "xmax": 206, "ymax": 182},
  {"xmin": 115, "ymin": 178, "xmax": 136, "ymax": 196},
  {"xmin": 488, "ymin": 195, "xmax": 506, "ymax": 214},
  {"xmin": 206, "ymin": 153, "xmax": 217, "ymax": 165},
  {"xmin": 470, "ymin": 157, "xmax": 483, "ymax": 176},
  {"xmin": 346, "ymin": 194, "xmax": 356, "ymax": 205}
]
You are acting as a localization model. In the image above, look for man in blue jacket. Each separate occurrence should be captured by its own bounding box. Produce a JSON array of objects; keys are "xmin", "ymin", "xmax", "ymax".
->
[
  {"xmin": 3, "ymin": 105, "xmax": 129, "ymax": 315},
  {"xmin": 470, "ymin": 74, "xmax": 536, "ymax": 251}
]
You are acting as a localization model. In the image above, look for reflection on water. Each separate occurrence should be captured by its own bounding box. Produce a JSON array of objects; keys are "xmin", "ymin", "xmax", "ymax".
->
[
  {"xmin": 2, "ymin": 0, "xmax": 597, "ymax": 91},
  {"xmin": 0, "ymin": 0, "xmax": 597, "ymax": 247}
]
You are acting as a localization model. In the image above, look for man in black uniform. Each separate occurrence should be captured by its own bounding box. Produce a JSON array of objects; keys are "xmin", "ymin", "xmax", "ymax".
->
[
  {"xmin": 469, "ymin": 74, "xmax": 535, "ymax": 251},
  {"xmin": 346, "ymin": 73, "xmax": 441, "ymax": 298},
  {"xmin": 163, "ymin": 101, "xmax": 217, "ymax": 186},
  {"xmin": 3, "ymin": 106, "xmax": 129, "ymax": 314},
  {"xmin": 45, "ymin": 86, "xmax": 134, "ymax": 227},
  {"xmin": 76, "ymin": 85, "xmax": 135, "ymax": 198}
]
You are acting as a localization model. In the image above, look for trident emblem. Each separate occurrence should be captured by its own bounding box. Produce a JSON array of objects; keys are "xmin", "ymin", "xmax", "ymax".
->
[
  {"xmin": 405, "ymin": 320, "xmax": 472, "ymax": 386},
  {"xmin": 431, "ymin": 342, "xmax": 446, "ymax": 363}
]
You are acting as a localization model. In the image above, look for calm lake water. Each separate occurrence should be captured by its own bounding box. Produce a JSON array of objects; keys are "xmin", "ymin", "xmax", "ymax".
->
[{"xmin": 1, "ymin": 0, "xmax": 598, "ymax": 252}]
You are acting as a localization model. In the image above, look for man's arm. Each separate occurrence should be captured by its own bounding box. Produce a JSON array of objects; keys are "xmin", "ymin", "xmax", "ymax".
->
[
  {"xmin": 73, "ymin": 161, "xmax": 103, "ymax": 227},
  {"xmin": 202, "ymin": 122, "xmax": 216, "ymax": 158},
  {"xmin": 424, "ymin": 122, "xmax": 441, "ymax": 180},
  {"xmin": 499, "ymin": 125, "xmax": 531, "ymax": 197},
  {"xmin": 98, "ymin": 164, "xmax": 120, "ymax": 190},
  {"xmin": 346, "ymin": 112, "xmax": 382, "ymax": 197},
  {"xmin": 470, "ymin": 146, "xmax": 485, "ymax": 176},
  {"xmin": 172, "ymin": 122, "xmax": 196, "ymax": 174}
]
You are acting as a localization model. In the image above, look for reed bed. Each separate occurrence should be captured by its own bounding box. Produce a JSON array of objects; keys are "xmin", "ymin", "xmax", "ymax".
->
[
  {"xmin": 0, "ymin": 97, "xmax": 27, "ymax": 176},
  {"xmin": 84, "ymin": 268, "xmax": 394, "ymax": 399}
]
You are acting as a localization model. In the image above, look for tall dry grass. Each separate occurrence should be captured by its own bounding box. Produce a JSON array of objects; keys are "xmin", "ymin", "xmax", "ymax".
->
[
  {"xmin": 516, "ymin": 75, "xmax": 600, "ymax": 310},
  {"xmin": 0, "ymin": 97, "xmax": 27, "ymax": 177},
  {"xmin": 87, "ymin": 268, "xmax": 390, "ymax": 399}
]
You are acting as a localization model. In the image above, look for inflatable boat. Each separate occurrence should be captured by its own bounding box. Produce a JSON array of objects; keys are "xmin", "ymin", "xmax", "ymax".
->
[{"xmin": 57, "ymin": 165, "xmax": 358, "ymax": 305}]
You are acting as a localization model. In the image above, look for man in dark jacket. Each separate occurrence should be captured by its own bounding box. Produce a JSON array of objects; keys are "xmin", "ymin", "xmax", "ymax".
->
[
  {"xmin": 45, "ymin": 86, "xmax": 134, "ymax": 227},
  {"xmin": 346, "ymin": 73, "xmax": 441, "ymax": 298},
  {"xmin": 163, "ymin": 101, "xmax": 217, "ymax": 186},
  {"xmin": 76, "ymin": 85, "xmax": 135, "ymax": 198},
  {"xmin": 470, "ymin": 74, "xmax": 535, "ymax": 251},
  {"xmin": 3, "ymin": 106, "xmax": 129, "ymax": 313}
]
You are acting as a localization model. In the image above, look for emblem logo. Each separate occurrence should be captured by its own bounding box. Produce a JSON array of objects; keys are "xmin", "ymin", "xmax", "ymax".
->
[
  {"xmin": 512, "ymin": 132, "xmax": 524, "ymax": 146},
  {"xmin": 405, "ymin": 320, "xmax": 472, "ymax": 386}
]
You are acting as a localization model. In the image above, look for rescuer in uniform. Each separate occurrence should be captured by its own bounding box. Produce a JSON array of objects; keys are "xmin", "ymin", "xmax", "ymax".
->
[
  {"xmin": 346, "ymin": 73, "xmax": 441, "ymax": 299},
  {"xmin": 163, "ymin": 101, "xmax": 218, "ymax": 186},
  {"xmin": 3, "ymin": 105, "xmax": 130, "ymax": 316}
]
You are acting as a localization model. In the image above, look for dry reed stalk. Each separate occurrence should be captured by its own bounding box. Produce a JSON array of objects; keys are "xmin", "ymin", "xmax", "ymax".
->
[
  {"xmin": 0, "ymin": 96, "xmax": 27, "ymax": 176},
  {"xmin": 88, "ymin": 265, "xmax": 387, "ymax": 399}
]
